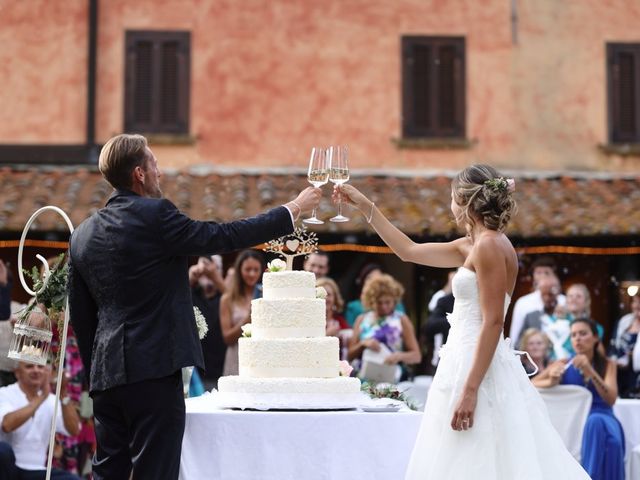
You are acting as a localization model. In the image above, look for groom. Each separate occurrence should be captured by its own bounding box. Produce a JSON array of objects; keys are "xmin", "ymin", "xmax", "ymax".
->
[{"xmin": 68, "ymin": 133, "xmax": 320, "ymax": 480}]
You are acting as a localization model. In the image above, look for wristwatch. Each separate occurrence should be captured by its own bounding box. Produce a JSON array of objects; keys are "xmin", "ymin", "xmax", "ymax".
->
[{"xmin": 61, "ymin": 397, "xmax": 71, "ymax": 406}]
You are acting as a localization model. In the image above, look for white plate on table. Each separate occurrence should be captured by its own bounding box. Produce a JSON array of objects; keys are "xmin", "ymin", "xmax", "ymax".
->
[{"xmin": 360, "ymin": 404, "xmax": 402, "ymax": 413}]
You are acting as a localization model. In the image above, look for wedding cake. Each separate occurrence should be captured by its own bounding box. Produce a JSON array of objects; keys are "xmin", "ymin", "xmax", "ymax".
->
[{"xmin": 216, "ymin": 269, "xmax": 362, "ymax": 409}]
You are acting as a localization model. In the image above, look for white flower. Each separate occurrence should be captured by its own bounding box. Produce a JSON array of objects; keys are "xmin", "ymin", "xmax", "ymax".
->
[
  {"xmin": 241, "ymin": 324, "xmax": 252, "ymax": 338},
  {"xmin": 316, "ymin": 286, "xmax": 327, "ymax": 300},
  {"xmin": 267, "ymin": 259, "xmax": 287, "ymax": 272},
  {"xmin": 193, "ymin": 306, "xmax": 208, "ymax": 340}
]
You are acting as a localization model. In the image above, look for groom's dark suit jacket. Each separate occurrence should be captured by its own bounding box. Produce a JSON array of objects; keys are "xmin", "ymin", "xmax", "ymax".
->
[{"xmin": 69, "ymin": 189, "xmax": 293, "ymax": 393}]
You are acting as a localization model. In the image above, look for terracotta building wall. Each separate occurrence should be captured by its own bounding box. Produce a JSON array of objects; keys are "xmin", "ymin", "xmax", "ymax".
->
[
  {"xmin": 0, "ymin": 1, "xmax": 88, "ymax": 143},
  {"xmin": 2, "ymin": 0, "xmax": 639, "ymax": 171}
]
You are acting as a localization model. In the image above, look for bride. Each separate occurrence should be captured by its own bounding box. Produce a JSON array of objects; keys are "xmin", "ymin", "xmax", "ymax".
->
[{"xmin": 334, "ymin": 165, "xmax": 589, "ymax": 479}]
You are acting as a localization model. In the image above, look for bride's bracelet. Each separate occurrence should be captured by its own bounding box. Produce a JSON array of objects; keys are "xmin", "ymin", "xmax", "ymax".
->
[{"xmin": 366, "ymin": 201, "xmax": 375, "ymax": 224}]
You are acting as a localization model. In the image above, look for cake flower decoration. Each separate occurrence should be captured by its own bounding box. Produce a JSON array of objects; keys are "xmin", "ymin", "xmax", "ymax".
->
[
  {"xmin": 267, "ymin": 259, "xmax": 287, "ymax": 272},
  {"xmin": 316, "ymin": 286, "xmax": 327, "ymax": 300},
  {"xmin": 338, "ymin": 360, "xmax": 353, "ymax": 377},
  {"xmin": 241, "ymin": 324, "xmax": 252, "ymax": 338}
]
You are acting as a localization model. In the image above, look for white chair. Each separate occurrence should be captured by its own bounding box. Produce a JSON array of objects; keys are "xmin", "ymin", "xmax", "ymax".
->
[
  {"xmin": 630, "ymin": 444, "xmax": 640, "ymax": 480},
  {"xmin": 537, "ymin": 384, "xmax": 592, "ymax": 461},
  {"xmin": 398, "ymin": 375, "xmax": 433, "ymax": 411}
]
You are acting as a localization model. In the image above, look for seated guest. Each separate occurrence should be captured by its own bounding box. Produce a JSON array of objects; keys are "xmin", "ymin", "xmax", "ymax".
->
[
  {"xmin": 0, "ymin": 362, "xmax": 81, "ymax": 480},
  {"xmin": 348, "ymin": 274, "xmax": 421, "ymax": 380},
  {"xmin": 518, "ymin": 328, "xmax": 551, "ymax": 377},
  {"xmin": 610, "ymin": 294, "xmax": 640, "ymax": 397},
  {"xmin": 344, "ymin": 263, "xmax": 405, "ymax": 327},
  {"xmin": 534, "ymin": 319, "xmax": 624, "ymax": 480},
  {"xmin": 0, "ymin": 260, "xmax": 11, "ymax": 321},
  {"xmin": 220, "ymin": 250, "xmax": 264, "ymax": 376},
  {"xmin": 316, "ymin": 277, "xmax": 349, "ymax": 335},
  {"xmin": 190, "ymin": 255, "xmax": 227, "ymax": 391},
  {"xmin": 556, "ymin": 283, "xmax": 604, "ymax": 340},
  {"xmin": 303, "ymin": 250, "xmax": 330, "ymax": 279},
  {"xmin": 518, "ymin": 276, "xmax": 571, "ymax": 360}
]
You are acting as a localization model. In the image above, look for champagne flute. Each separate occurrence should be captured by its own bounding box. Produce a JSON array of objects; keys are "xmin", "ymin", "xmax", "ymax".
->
[
  {"xmin": 329, "ymin": 145, "xmax": 350, "ymax": 222},
  {"xmin": 303, "ymin": 147, "xmax": 329, "ymax": 224}
]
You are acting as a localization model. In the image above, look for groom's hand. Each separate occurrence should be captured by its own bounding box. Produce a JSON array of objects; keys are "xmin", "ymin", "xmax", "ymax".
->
[{"xmin": 290, "ymin": 187, "xmax": 322, "ymax": 215}]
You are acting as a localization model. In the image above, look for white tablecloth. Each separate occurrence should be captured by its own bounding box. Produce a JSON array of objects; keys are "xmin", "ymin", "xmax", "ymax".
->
[
  {"xmin": 179, "ymin": 394, "xmax": 422, "ymax": 480},
  {"xmin": 613, "ymin": 398, "xmax": 640, "ymax": 480}
]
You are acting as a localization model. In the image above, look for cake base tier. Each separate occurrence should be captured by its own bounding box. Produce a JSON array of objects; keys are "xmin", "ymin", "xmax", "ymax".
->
[{"xmin": 216, "ymin": 376, "xmax": 363, "ymax": 410}]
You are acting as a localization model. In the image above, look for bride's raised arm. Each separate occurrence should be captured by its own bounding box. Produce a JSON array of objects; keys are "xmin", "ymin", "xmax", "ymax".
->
[{"xmin": 333, "ymin": 184, "xmax": 469, "ymax": 268}]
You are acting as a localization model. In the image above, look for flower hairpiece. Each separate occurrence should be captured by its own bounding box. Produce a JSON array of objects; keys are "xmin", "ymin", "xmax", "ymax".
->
[{"xmin": 484, "ymin": 177, "xmax": 515, "ymax": 193}]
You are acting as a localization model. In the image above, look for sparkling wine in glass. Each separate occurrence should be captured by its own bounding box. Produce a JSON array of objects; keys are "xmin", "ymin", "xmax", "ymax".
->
[
  {"xmin": 303, "ymin": 147, "xmax": 329, "ymax": 224},
  {"xmin": 329, "ymin": 145, "xmax": 350, "ymax": 222}
]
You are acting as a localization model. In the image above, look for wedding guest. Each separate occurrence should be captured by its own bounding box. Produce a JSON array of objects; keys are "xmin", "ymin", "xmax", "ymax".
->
[
  {"xmin": 556, "ymin": 283, "xmax": 604, "ymax": 339},
  {"xmin": 0, "ymin": 362, "xmax": 81, "ymax": 480},
  {"xmin": 534, "ymin": 318, "xmax": 624, "ymax": 480},
  {"xmin": 303, "ymin": 250, "xmax": 330, "ymax": 279},
  {"xmin": 348, "ymin": 274, "xmax": 421, "ymax": 380},
  {"xmin": 190, "ymin": 255, "xmax": 226, "ymax": 390},
  {"xmin": 427, "ymin": 269, "xmax": 456, "ymax": 312},
  {"xmin": 610, "ymin": 294, "xmax": 640, "ymax": 397},
  {"xmin": 517, "ymin": 276, "xmax": 571, "ymax": 359},
  {"xmin": 421, "ymin": 293, "xmax": 455, "ymax": 375},
  {"xmin": 518, "ymin": 328, "xmax": 551, "ymax": 377},
  {"xmin": 0, "ymin": 260, "xmax": 11, "ymax": 321},
  {"xmin": 68, "ymin": 133, "xmax": 321, "ymax": 479},
  {"xmin": 220, "ymin": 250, "xmax": 264, "ymax": 375},
  {"xmin": 344, "ymin": 263, "xmax": 405, "ymax": 327},
  {"xmin": 316, "ymin": 277, "xmax": 348, "ymax": 335},
  {"xmin": 509, "ymin": 256, "xmax": 566, "ymax": 341}
]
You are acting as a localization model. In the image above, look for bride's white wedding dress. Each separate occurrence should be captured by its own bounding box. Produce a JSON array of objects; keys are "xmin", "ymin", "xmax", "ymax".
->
[{"xmin": 405, "ymin": 267, "xmax": 589, "ymax": 479}]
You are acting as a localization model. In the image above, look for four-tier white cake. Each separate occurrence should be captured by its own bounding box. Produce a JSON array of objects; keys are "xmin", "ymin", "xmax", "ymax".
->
[{"xmin": 216, "ymin": 270, "xmax": 362, "ymax": 409}]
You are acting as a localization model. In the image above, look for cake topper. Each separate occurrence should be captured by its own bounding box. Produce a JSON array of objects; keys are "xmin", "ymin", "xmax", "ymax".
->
[{"xmin": 265, "ymin": 225, "xmax": 318, "ymax": 270}]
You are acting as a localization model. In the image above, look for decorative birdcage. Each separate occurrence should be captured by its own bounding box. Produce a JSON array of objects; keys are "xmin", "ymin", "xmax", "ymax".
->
[{"xmin": 7, "ymin": 305, "xmax": 53, "ymax": 366}]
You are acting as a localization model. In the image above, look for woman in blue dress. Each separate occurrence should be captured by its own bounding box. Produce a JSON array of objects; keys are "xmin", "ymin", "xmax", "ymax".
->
[{"xmin": 534, "ymin": 318, "xmax": 625, "ymax": 480}]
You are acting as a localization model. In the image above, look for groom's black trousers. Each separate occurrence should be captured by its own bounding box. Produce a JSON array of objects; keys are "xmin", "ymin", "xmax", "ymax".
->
[{"xmin": 91, "ymin": 371, "xmax": 185, "ymax": 480}]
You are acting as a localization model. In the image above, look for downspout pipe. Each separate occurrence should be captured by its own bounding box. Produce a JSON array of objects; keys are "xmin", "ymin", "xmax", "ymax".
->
[{"xmin": 87, "ymin": 0, "xmax": 98, "ymax": 164}]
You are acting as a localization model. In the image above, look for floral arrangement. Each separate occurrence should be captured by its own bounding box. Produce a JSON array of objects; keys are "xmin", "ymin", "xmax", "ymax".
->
[
  {"xmin": 193, "ymin": 306, "xmax": 208, "ymax": 340},
  {"xmin": 266, "ymin": 259, "xmax": 286, "ymax": 272},
  {"xmin": 315, "ymin": 286, "xmax": 327, "ymax": 300},
  {"xmin": 373, "ymin": 322, "xmax": 401, "ymax": 351},
  {"xmin": 484, "ymin": 177, "xmax": 516, "ymax": 193},
  {"xmin": 360, "ymin": 381, "xmax": 418, "ymax": 411},
  {"xmin": 241, "ymin": 324, "xmax": 252, "ymax": 338},
  {"xmin": 23, "ymin": 253, "xmax": 68, "ymax": 318}
]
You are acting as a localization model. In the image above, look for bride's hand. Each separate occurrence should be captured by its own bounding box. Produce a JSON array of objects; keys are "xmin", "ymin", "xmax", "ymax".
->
[
  {"xmin": 332, "ymin": 184, "xmax": 371, "ymax": 212},
  {"xmin": 451, "ymin": 388, "xmax": 477, "ymax": 431}
]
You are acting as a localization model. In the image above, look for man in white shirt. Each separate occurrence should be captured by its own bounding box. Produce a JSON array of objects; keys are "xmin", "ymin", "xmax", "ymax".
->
[
  {"xmin": 0, "ymin": 362, "xmax": 80, "ymax": 479},
  {"xmin": 509, "ymin": 257, "xmax": 566, "ymax": 342}
]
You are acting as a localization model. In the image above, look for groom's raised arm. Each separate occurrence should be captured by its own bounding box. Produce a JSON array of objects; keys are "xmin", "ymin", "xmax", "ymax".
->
[{"xmin": 157, "ymin": 199, "xmax": 294, "ymax": 256}]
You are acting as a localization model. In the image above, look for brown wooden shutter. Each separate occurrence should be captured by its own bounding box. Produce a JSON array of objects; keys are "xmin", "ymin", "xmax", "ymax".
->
[
  {"xmin": 125, "ymin": 31, "xmax": 190, "ymax": 134},
  {"xmin": 402, "ymin": 36, "xmax": 465, "ymax": 139},
  {"xmin": 608, "ymin": 44, "xmax": 640, "ymax": 143}
]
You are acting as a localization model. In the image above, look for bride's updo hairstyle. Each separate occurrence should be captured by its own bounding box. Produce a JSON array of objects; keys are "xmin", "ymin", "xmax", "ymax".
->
[{"xmin": 452, "ymin": 164, "xmax": 517, "ymax": 233}]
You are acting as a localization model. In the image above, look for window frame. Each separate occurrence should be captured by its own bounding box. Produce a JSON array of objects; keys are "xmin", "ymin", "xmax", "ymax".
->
[
  {"xmin": 607, "ymin": 43, "xmax": 640, "ymax": 144},
  {"xmin": 124, "ymin": 30, "xmax": 191, "ymax": 135},
  {"xmin": 401, "ymin": 36, "xmax": 466, "ymax": 140}
]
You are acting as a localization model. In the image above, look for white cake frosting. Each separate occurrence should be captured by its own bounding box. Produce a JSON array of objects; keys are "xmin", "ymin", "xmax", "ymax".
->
[
  {"xmin": 250, "ymin": 297, "xmax": 326, "ymax": 339},
  {"xmin": 262, "ymin": 271, "xmax": 316, "ymax": 299},
  {"xmin": 239, "ymin": 337, "xmax": 338, "ymax": 378},
  {"xmin": 216, "ymin": 269, "xmax": 362, "ymax": 410}
]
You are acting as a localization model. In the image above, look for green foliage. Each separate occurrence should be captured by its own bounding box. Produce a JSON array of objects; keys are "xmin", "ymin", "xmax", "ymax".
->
[
  {"xmin": 24, "ymin": 253, "xmax": 68, "ymax": 314},
  {"xmin": 360, "ymin": 381, "xmax": 419, "ymax": 411}
]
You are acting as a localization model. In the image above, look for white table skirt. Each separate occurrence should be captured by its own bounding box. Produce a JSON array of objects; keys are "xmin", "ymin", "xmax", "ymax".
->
[
  {"xmin": 179, "ymin": 394, "xmax": 422, "ymax": 480},
  {"xmin": 613, "ymin": 398, "xmax": 640, "ymax": 480}
]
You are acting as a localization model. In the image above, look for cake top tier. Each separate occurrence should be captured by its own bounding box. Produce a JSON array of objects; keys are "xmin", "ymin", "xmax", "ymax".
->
[{"xmin": 262, "ymin": 271, "xmax": 316, "ymax": 299}]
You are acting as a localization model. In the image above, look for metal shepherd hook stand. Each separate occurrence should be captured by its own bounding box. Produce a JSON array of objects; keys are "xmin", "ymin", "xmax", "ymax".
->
[{"xmin": 13, "ymin": 206, "xmax": 74, "ymax": 480}]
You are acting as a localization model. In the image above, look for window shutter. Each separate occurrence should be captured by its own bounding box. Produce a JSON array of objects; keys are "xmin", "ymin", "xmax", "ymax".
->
[
  {"xmin": 402, "ymin": 36, "xmax": 465, "ymax": 139},
  {"xmin": 125, "ymin": 31, "xmax": 190, "ymax": 134}
]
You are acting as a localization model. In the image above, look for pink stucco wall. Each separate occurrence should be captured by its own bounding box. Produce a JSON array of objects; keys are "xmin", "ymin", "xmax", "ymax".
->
[{"xmin": 2, "ymin": 0, "xmax": 640, "ymax": 171}]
